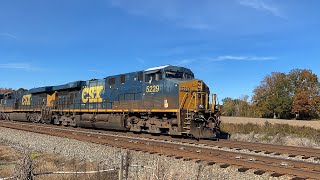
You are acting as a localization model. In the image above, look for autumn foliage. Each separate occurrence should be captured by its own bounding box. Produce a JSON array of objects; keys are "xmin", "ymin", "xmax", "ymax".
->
[
  {"xmin": 0, "ymin": 88, "xmax": 13, "ymax": 94},
  {"xmin": 222, "ymin": 69, "xmax": 320, "ymax": 120},
  {"xmin": 221, "ymin": 96, "xmax": 255, "ymax": 117}
]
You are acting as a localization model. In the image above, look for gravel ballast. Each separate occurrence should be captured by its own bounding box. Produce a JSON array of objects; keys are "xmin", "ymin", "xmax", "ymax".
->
[{"xmin": 0, "ymin": 127, "xmax": 293, "ymax": 180}]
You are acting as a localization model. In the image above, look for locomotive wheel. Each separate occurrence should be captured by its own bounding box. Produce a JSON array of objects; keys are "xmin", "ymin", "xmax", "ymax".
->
[
  {"xmin": 29, "ymin": 113, "xmax": 41, "ymax": 123},
  {"xmin": 5, "ymin": 113, "xmax": 10, "ymax": 120},
  {"xmin": 52, "ymin": 115, "xmax": 60, "ymax": 125},
  {"xmin": 36, "ymin": 114, "xmax": 42, "ymax": 123}
]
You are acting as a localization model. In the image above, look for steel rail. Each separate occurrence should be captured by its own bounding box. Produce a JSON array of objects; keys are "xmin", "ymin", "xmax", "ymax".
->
[{"xmin": 214, "ymin": 139, "xmax": 320, "ymax": 158}]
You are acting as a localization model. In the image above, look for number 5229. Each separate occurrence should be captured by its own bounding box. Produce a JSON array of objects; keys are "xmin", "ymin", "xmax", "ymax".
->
[{"xmin": 146, "ymin": 85, "xmax": 160, "ymax": 93}]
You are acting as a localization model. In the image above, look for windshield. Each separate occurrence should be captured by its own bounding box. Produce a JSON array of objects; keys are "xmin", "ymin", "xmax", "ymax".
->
[
  {"xmin": 165, "ymin": 71, "xmax": 194, "ymax": 79},
  {"xmin": 184, "ymin": 73, "xmax": 194, "ymax": 79}
]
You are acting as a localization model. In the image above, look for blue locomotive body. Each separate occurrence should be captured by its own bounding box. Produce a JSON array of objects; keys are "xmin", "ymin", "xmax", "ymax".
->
[{"xmin": 0, "ymin": 65, "xmax": 220, "ymax": 139}]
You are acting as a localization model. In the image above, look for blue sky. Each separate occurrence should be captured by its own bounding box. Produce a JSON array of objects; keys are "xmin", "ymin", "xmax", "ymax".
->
[{"xmin": 0, "ymin": 0, "xmax": 319, "ymax": 101}]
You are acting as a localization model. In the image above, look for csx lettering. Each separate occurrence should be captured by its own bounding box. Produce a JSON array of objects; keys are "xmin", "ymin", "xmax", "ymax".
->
[
  {"xmin": 22, "ymin": 94, "xmax": 31, "ymax": 105},
  {"xmin": 82, "ymin": 86, "xmax": 104, "ymax": 103},
  {"xmin": 146, "ymin": 85, "xmax": 160, "ymax": 93}
]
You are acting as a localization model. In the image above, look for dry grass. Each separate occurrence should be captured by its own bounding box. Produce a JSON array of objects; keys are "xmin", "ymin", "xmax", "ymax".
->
[
  {"xmin": 0, "ymin": 145, "xmax": 19, "ymax": 162},
  {"xmin": 222, "ymin": 116, "xmax": 320, "ymax": 129},
  {"xmin": 0, "ymin": 145, "xmax": 20, "ymax": 177},
  {"xmin": 0, "ymin": 145, "xmax": 117, "ymax": 180},
  {"xmin": 32, "ymin": 153, "xmax": 117, "ymax": 180},
  {"xmin": 221, "ymin": 122, "xmax": 320, "ymax": 140},
  {"xmin": 221, "ymin": 122, "xmax": 320, "ymax": 147},
  {"xmin": 0, "ymin": 165, "xmax": 15, "ymax": 177}
]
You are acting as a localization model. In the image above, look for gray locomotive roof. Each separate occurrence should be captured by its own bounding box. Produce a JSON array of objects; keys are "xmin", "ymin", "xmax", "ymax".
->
[
  {"xmin": 52, "ymin": 81, "xmax": 85, "ymax": 91},
  {"xmin": 104, "ymin": 65, "xmax": 193, "ymax": 78},
  {"xmin": 28, "ymin": 86, "xmax": 53, "ymax": 94},
  {"xmin": 23, "ymin": 65, "xmax": 193, "ymax": 94},
  {"xmin": 145, "ymin": 65, "xmax": 170, "ymax": 71},
  {"xmin": 144, "ymin": 65, "xmax": 194, "ymax": 75}
]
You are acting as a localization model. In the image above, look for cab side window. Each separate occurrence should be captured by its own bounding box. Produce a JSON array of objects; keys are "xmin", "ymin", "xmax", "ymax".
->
[
  {"xmin": 120, "ymin": 75, "xmax": 126, "ymax": 84},
  {"xmin": 108, "ymin": 78, "xmax": 115, "ymax": 85},
  {"xmin": 145, "ymin": 74, "xmax": 154, "ymax": 83},
  {"xmin": 138, "ymin": 72, "xmax": 143, "ymax": 82},
  {"xmin": 145, "ymin": 72, "xmax": 162, "ymax": 83}
]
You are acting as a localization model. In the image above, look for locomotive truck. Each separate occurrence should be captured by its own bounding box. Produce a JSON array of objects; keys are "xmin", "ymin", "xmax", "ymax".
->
[{"xmin": 0, "ymin": 65, "xmax": 220, "ymax": 139}]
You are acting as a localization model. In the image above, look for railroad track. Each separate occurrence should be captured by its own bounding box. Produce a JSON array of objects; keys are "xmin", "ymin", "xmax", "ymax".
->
[
  {"xmin": 0, "ymin": 121, "xmax": 320, "ymax": 179},
  {"xmin": 215, "ymin": 139, "xmax": 320, "ymax": 160},
  {"xmin": 11, "ymin": 121, "xmax": 318, "ymax": 161}
]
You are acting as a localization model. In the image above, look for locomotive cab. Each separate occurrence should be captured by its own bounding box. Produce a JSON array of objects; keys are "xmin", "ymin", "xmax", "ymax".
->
[{"xmin": 143, "ymin": 65, "xmax": 220, "ymax": 139}]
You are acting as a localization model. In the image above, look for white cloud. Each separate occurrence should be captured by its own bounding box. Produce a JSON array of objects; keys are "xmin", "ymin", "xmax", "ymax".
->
[
  {"xmin": 0, "ymin": 33, "xmax": 17, "ymax": 39},
  {"xmin": 211, "ymin": 55, "xmax": 277, "ymax": 61},
  {"xmin": 107, "ymin": 0, "xmax": 216, "ymax": 30},
  {"xmin": 88, "ymin": 69, "xmax": 105, "ymax": 74},
  {"xmin": 238, "ymin": 0, "xmax": 285, "ymax": 18},
  {"xmin": 0, "ymin": 63, "xmax": 41, "ymax": 71},
  {"xmin": 107, "ymin": 0, "xmax": 287, "ymax": 31},
  {"xmin": 172, "ymin": 55, "xmax": 276, "ymax": 67},
  {"xmin": 136, "ymin": 57, "xmax": 145, "ymax": 64},
  {"xmin": 175, "ymin": 59, "xmax": 194, "ymax": 66}
]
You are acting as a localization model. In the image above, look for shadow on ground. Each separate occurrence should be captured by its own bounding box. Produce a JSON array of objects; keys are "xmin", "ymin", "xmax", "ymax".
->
[{"xmin": 218, "ymin": 131, "xmax": 230, "ymax": 140}]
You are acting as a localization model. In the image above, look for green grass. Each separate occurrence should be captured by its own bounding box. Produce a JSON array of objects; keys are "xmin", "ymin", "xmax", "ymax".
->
[{"xmin": 221, "ymin": 121, "xmax": 320, "ymax": 143}]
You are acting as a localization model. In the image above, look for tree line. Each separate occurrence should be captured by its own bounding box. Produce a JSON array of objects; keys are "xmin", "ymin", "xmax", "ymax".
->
[
  {"xmin": 0, "ymin": 88, "xmax": 13, "ymax": 94},
  {"xmin": 221, "ymin": 69, "xmax": 320, "ymax": 120}
]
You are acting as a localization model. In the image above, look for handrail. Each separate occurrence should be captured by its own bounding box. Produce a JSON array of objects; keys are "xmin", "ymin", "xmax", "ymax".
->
[
  {"xmin": 179, "ymin": 93, "xmax": 189, "ymax": 109},
  {"xmin": 186, "ymin": 92, "xmax": 196, "ymax": 121}
]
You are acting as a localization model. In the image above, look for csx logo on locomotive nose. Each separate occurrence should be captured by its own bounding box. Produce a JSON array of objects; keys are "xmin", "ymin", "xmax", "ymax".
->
[{"xmin": 81, "ymin": 86, "xmax": 104, "ymax": 103}]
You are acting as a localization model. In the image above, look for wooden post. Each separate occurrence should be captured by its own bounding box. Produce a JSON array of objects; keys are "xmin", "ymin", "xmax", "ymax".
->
[{"xmin": 119, "ymin": 155, "xmax": 123, "ymax": 180}]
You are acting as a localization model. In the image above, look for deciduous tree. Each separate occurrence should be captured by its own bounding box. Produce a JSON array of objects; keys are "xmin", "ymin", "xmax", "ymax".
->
[
  {"xmin": 253, "ymin": 69, "xmax": 319, "ymax": 119},
  {"xmin": 289, "ymin": 69, "xmax": 320, "ymax": 119},
  {"xmin": 221, "ymin": 96, "xmax": 254, "ymax": 117},
  {"xmin": 252, "ymin": 72, "xmax": 293, "ymax": 119}
]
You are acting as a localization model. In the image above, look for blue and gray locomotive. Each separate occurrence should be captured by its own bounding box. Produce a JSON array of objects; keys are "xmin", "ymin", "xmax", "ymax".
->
[{"xmin": 0, "ymin": 65, "xmax": 220, "ymax": 139}]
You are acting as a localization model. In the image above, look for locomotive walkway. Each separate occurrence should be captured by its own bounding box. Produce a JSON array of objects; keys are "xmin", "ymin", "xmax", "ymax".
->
[{"xmin": 0, "ymin": 121, "xmax": 320, "ymax": 179}]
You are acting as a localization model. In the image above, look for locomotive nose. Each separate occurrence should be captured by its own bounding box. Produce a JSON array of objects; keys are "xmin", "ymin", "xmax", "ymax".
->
[{"xmin": 179, "ymin": 79, "xmax": 210, "ymax": 112}]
